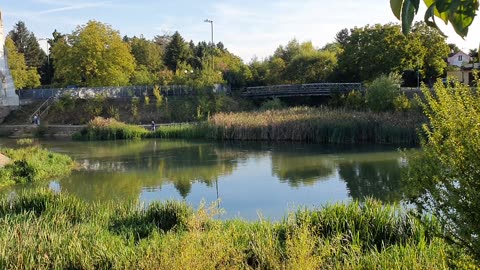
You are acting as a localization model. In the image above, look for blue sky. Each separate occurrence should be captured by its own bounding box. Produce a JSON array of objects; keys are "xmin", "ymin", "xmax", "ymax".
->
[{"xmin": 2, "ymin": 0, "xmax": 480, "ymax": 62}]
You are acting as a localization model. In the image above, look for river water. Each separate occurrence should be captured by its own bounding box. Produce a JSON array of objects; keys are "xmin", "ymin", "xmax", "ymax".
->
[{"xmin": 1, "ymin": 139, "xmax": 410, "ymax": 220}]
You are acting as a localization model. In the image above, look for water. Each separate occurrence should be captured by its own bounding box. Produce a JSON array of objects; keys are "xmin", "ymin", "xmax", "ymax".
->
[{"xmin": 1, "ymin": 139, "xmax": 410, "ymax": 220}]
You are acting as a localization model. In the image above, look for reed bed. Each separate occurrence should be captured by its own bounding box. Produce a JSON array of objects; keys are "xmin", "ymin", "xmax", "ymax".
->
[
  {"xmin": 73, "ymin": 117, "xmax": 208, "ymax": 141},
  {"xmin": 0, "ymin": 146, "xmax": 75, "ymax": 187},
  {"xmin": 0, "ymin": 188, "xmax": 473, "ymax": 269},
  {"xmin": 209, "ymin": 107, "xmax": 424, "ymax": 145}
]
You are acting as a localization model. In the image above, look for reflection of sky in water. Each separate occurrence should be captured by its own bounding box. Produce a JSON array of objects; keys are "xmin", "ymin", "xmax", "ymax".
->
[{"xmin": 0, "ymin": 139, "xmax": 407, "ymax": 221}]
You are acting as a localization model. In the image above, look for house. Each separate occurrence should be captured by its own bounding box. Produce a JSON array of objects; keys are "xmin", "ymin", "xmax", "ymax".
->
[
  {"xmin": 447, "ymin": 51, "xmax": 471, "ymax": 67},
  {"xmin": 446, "ymin": 51, "xmax": 479, "ymax": 85}
]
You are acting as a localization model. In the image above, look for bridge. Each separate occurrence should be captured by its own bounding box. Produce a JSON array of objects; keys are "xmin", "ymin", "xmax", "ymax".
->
[{"xmin": 241, "ymin": 83, "xmax": 363, "ymax": 98}]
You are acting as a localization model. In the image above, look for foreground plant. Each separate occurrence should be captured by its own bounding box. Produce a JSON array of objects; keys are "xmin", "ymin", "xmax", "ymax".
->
[
  {"xmin": 0, "ymin": 189, "xmax": 475, "ymax": 269},
  {"xmin": 407, "ymin": 80, "xmax": 480, "ymax": 261}
]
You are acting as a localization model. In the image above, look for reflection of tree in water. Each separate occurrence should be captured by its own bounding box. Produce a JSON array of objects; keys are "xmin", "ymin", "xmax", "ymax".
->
[
  {"xmin": 59, "ymin": 141, "xmax": 240, "ymax": 200},
  {"xmin": 271, "ymin": 154, "xmax": 335, "ymax": 187},
  {"xmin": 338, "ymin": 159, "xmax": 404, "ymax": 202}
]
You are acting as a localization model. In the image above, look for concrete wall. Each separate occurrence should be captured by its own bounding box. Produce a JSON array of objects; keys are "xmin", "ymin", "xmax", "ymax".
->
[{"xmin": 0, "ymin": 125, "xmax": 85, "ymax": 138}]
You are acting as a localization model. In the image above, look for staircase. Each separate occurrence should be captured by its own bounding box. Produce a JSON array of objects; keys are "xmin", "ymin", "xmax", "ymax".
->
[{"xmin": 28, "ymin": 96, "xmax": 56, "ymax": 124}]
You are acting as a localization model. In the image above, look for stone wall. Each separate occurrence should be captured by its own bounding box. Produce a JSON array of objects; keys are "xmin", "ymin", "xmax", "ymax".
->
[{"xmin": 0, "ymin": 125, "xmax": 85, "ymax": 138}]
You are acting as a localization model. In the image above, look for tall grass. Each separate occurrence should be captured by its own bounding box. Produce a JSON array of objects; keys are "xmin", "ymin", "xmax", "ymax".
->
[
  {"xmin": 0, "ymin": 146, "xmax": 75, "ymax": 187},
  {"xmin": 73, "ymin": 117, "xmax": 208, "ymax": 141},
  {"xmin": 0, "ymin": 189, "xmax": 474, "ymax": 269},
  {"xmin": 209, "ymin": 106, "xmax": 423, "ymax": 145}
]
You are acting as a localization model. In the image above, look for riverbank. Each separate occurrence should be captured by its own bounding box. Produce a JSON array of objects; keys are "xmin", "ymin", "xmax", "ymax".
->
[
  {"xmin": 0, "ymin": 142, "xmax": 75, "ymax": 187},
  {"xmin": 73, "ymin": 107, "xmax": 424, "ymax": 145},
  {"xmin": 0, "ymin": 188, "xmax": 474, "ymax": 269}
]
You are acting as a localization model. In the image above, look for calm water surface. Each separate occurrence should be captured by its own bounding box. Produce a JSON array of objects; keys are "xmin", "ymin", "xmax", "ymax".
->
[{"xmin": 1, "ymin": 139, "xmax": 410, "ymax": 220}]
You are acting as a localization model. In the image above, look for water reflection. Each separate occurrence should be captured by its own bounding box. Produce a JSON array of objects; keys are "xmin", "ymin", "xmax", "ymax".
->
[{"xmin": 0, "ymin": 138, "xmax": 411, "ymax": 219}]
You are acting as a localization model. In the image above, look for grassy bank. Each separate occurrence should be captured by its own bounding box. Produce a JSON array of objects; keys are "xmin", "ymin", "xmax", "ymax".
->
[
  {"xmin": 74, "ymin": 107, "xmax": 424, "ymax": 145},
  {"xmin": 0, "ymin": 142, "xmax": 75, "ymax": 187},
  {"xmin": 209, "ymin": 107, "xmax": 423, "ymax": 144},
  {"xmin": 0, "ymin": 188, "xmax": 474, "ymax": 269}
]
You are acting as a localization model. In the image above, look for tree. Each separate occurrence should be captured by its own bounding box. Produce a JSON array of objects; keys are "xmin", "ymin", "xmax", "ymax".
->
[
  {"xmin": 448, "ymin": 43, "xmax": 461, "ymax": 54},
  {"xmin": 164, "ymin": 31, "xmax": 191, "ymax": 71},
  {"xmin": 284, "ymin": 50, "xmax": 337, "ymax": 84},
  {"xmin": 336, "ymin": 24, "xmax": 416, "ymax": 82},
  {"xmin": 129, "ymin": 36, "xmax": 163, "ymax": 73},
  {"xmin": 51, "ymin": 20, "xmax": 135, "ymax": 86},
  {"xmin": 4, "ymin": 37, "xmax": 41, "ymax": 89},
  {"xmin": 411, "ymin": 22, "xmax": 450, "ymax": 82},
  {"xmin": 8, "ymin": 21, "xmax": 45, "ymax": 67},
  {"xmin": 390, "ymin": 0, "xmax": 479, "ymax": 37},
  {"xmin": 408, "ymin": 80, "xmax": 480, "ymax": 261}
]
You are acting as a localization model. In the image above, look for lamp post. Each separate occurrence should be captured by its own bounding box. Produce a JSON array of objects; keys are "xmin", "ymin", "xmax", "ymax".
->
[{"xmin": 204, "ymin": 19, "xmax": 214, "ymax": 71}]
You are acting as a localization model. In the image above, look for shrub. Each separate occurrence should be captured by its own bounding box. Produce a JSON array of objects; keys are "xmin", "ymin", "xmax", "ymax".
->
[
  {"xmin": 393, "ymin": 93, "xmax": 411, "ymax": 112},
  {"xmin": 215, "ymin": 94, "xmax": 240, "ymax": 112},
  {"xmin": 407, "ymin": 80, "xmax": 480, "ymax": 261},
  {"xmin": 366, "ymin": 73, "xmax": 401, "ymax": 112},
  {"xmin": 345, "ymin": 90, "xmax": 365, "ymax": 110},
  {"xmin": 153, "ymin": 85, "xmax": 164, "ymax": 108},
  {"xmin": 260, "ymin": 98, "xmax": 284, "ymax": 111}
]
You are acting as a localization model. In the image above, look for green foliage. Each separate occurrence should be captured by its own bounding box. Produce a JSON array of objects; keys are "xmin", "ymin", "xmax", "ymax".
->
[
  {"xmin": 53, "ymin": 93, "xmax": 76, "ymax": 112},
  {"xmin": 4, "ymin": 37, "xmax": 41, "ymax": 89},
  {"xmin": 152, "ymin": 85, "xmax": 164, "ymax": 108},
  {"xmin": 407, "ymin": 80, "xmax": 480, "ymax": 261},
  {"xmin": 366, "ymin": 74, "xmax": 402, "ymax": 112},
  {"xmin": 284, "ymin": 50, "xmax": 337, "ymax": 83},
  {"xmin": 260, "ymin": 98, "xmax": 284, "ymax": 111},
  {"xmin": 391, "ymin": 0, "xmax": 479, "ymax": 37},
  {"xmin": 0, "ymin": 146, "xmax": 74, "ymax": 187},
  {"xmin": 52, "ymin": 20, "xmax": 135, "ymax": 87},
  {"xmin": 8, "ymin": 21, "xmax": 47, "ymax": 71},
  {"xmin": 16, "ymin": 138, "xmax": 34, "ymax": 146},
  {"xmin": 393, "ymin": 93, "xmax": 411, "ymax": 112},
  {"xmin": 85, "ymin": 94, "xmax": 106, "ymax": 117},
  {"xmin": 130, "ymin": 97, "xmax": 140, "ymax": 121},
  {"xmin": 0, "ymin": 189, "xmax": 464, "ymax": 269},
  {"xmin": 215, "ymin": 94, "xmax": 240, "ymax": 112},
  {"xmin": 164, "ymin": 31, "xmax": 191, "ymax": 71},
  {"xmin": 107, "ymin": 105, "xmax": 120, "ymax": 120},
  {"xmin": 73, "ymin": 117, "xmax": 148, "ymax": 140},
  {"xmin": 345, "ymin": 90, "xmax": 365, "ymax": 110}
]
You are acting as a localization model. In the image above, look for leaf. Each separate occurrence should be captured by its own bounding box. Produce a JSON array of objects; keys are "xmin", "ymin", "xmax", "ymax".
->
[
  {"xmin": 402, "ymin": 0, "xmax": 418, "ymax": 35},
  {"xmin": 424, "ymin": 4, "xmax": 447, "ymax": 37},
  {"xmin": 391, "ymin": 0, "xmax": 404, "ymax": 19}
]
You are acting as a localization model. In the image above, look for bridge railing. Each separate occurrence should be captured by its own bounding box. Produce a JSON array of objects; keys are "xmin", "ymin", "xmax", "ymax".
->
[{"xmin": 242, "ymin": 83, "xmax": 363, "ymax": 97}]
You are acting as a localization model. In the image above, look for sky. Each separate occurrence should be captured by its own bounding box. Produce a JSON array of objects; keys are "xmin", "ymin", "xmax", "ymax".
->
[{"xmin": 2, "ymin": 0, "xmax": 480, "ymax": 62}]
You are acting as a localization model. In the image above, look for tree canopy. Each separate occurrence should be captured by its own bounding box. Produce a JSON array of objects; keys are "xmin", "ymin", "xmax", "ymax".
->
[
  {"xmin": 52, "ymin": 20, "xmax": 136, "ymax": 87},
  {"xmin": 4, "ymin": 37, "xmax": 41, "ymax": 89}
]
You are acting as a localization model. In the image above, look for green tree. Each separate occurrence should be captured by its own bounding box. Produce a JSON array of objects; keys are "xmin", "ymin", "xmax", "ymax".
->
[
  {"xmin": 337, "ymin": 24, "xmax": 416, "ymax": 82},
  {"xmin": 52, "ymin": 20, "xmax": 135, "ymax": 86},
  {"xmin": 4, "ymin": 37, "xmax": 41, "ymax": 89},
  {"xmin": 407, "ymin": 80, "xmax": 480, "ymax": 261},
  {"xmin": 129, "ymin": 36, "xmax": 163, "ymax": 73},
  {"xmin": 390, "ymin": 0, "xmax": 478, "ymax": 37},
  {"xmin": 284, "ymin": 50, "xmax": 337, "ymax": 83},
  {"xmin": 164, "ymin": 31, "xmax": 191, "ymax": 71},
  {"xmin": 411, "ymin": 22, "xmax": 450, "ymax": 82},
  {"xmin": 365, "ymin": 73, "xmax": 402, "ymax": 112},
  {"xmin": 8, "ymin": 21, "xmax": 46, "ymax": 69}
]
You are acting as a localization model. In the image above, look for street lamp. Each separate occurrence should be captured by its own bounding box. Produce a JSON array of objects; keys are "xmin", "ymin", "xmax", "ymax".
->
[{"xmin": 204, "ymin": 19, "xmax": 214, "ymax": 71}]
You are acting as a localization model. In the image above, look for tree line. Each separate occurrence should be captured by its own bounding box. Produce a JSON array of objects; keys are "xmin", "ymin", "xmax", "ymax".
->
[{"xmin": 4, "ymin": 19, "xmax": 477, "ymax": 90}]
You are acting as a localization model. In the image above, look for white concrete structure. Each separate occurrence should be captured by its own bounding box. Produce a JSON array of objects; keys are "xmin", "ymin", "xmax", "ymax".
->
[
  {"xmin": 0, "ymin": 9, "xmax": 20, "ymax": 107},
  {"xmin": 447, "ymin": 51, "xmax": 471, "ymax": 67}
]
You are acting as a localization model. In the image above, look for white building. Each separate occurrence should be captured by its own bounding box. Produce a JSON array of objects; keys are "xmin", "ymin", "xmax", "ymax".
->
[
  {"xmin": 0, "ymin": 9, "xmax": 20, "ymax": 107},
  {"xmin": 447, "ymin": 51, "xmax": 472, "ymax": 67}
]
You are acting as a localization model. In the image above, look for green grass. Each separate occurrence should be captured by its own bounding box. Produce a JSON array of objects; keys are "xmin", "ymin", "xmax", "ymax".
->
[
  {"xmin": 0, "ymin": 146, "xmax": 75, "ymax": 187},
  {"xmin": 0, "ymin": 189, "xmax": 475, "ymax": 269}
]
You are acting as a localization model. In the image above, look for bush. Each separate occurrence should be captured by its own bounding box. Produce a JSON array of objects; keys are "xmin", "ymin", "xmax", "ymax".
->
[
  {"xmin": 345, "ymin": 90, "xmax": 365, "ymax": 110},
  {"xmin": 393, "ymin": 93, "xmax": 411, "ymax": 112},
  {"xmin": 215, "ymin": 94, "xmax": 240, "ymax": 112},
  {"xmin": 260, "ymin": 98, "xmax": 284, "ymax": 111},
  {"xmin": 366, "ymin": 73, "xmax": 401, "ymax": 112},
  {"xmin": 407, "ymin": 80, "xmax": 480, "ymax": 261}
]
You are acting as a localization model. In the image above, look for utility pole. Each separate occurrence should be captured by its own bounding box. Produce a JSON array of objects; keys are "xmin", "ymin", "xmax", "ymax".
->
[{"xmin": 204, "ymin": 19, "xmax": 214, "ymax": 71}]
